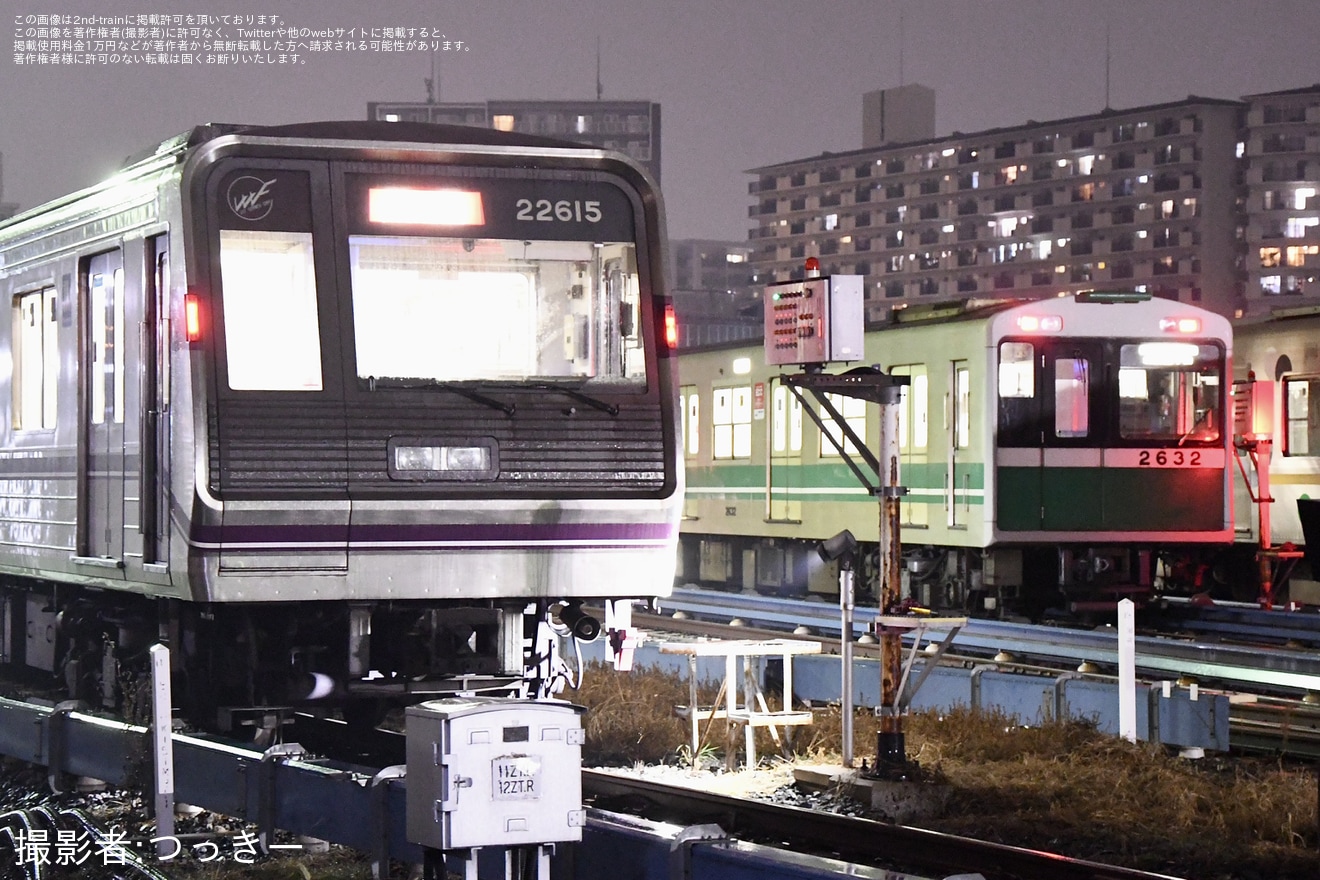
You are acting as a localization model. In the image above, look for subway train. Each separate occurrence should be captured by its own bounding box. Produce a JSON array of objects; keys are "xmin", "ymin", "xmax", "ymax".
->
[
  {"xmin": 676, "ymin": 290, "xmax": 1245, "ymax": 618},
  {"xmin": 0, "ymin": 121, "xmax": 681, "ymax": 728}
]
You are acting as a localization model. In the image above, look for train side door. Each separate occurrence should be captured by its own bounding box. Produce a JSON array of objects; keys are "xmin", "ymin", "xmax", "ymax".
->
[
  {"xmin": 78, "ymin": 251, "xmax": 127, "ymax": 567},
  {"xmin": 948, "ymin": 361, "xmax": 971, "ymax": 528},
  {"xmin": 140, "ymin": 235, "xmax": 170, "ymax": 566},
  {"xmin": 766, "ymin": 379, "xmax": 802, "ymax": 524}
]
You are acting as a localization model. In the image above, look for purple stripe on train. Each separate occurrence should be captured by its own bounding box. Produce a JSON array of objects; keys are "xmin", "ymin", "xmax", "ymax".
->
[{"xmin": 190, "ymin": 521, "xmax": 677, "ymax": 547}]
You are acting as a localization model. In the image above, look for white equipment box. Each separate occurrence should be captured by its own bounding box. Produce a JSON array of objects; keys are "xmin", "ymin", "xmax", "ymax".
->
[
  {"xmin": 763, "ymin": 274, "xmax": 864, "ymax": 366},
  {"xmin": 405, "ymin": 697, "xmax": 586, "ymax": 851}
]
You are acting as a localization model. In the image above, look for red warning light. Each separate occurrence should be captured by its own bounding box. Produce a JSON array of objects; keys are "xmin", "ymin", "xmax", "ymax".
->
[{"xmin": 804, "ymin": 257, "xmax": 821, "ymax": 278}]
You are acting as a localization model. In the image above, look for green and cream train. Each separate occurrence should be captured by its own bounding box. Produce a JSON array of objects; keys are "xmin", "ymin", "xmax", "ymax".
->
[{"xmin": 676, "ymin": 293, "xmax": 1234, "ymax": 618}]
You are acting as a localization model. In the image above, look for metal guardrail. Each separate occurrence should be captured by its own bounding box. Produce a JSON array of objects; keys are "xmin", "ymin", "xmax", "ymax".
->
[{"xmin": 658, "ymin": 588, "xmax": 1320, "ymax": 697}]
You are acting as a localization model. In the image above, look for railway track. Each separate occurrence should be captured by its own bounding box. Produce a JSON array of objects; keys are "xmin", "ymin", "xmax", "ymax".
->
[{"xmin": 580, "ymin": 767, "xmax": 1183, "ymax": 880}]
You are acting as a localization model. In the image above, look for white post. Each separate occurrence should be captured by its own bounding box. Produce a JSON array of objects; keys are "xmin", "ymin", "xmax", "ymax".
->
[
  {"xmin": 149, "ymin": 643, "xmax": 175, "ymax": 857},
  {"xmin": 840, "ymin": 566, "xmax": 854, "ymax": 768},
  {"xmin": 1117, "ymin": 599, "xmax": 1137, "ymax": 743}
]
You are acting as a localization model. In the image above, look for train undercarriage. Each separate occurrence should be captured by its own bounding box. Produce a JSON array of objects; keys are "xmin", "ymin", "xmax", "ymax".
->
[
  {"xmin": 678, "ymin": 535, "xmax": 1269, "ymax": 621},
  {"xmin": 0, "ymin": 579, "xmax": 597, "ymax": 733}
]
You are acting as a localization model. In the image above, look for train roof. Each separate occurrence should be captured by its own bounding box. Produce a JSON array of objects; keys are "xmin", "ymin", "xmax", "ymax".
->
[
  {"xmin": 119, "ymin": 120, "xmax": 598, "ymax": 170},
  {"xmin": 1, "ymin": 121, "xmax": 623, "ymax": 235}
]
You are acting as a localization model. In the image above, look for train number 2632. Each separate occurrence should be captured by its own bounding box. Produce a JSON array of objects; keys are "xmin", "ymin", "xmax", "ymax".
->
[
  {"xmin": 1137, "ymin": 450, "xmax": 1201, "ymax": 467},
  {"xmin": 515, "ymin": 198, "xmax": 602, "ymax": 223}
]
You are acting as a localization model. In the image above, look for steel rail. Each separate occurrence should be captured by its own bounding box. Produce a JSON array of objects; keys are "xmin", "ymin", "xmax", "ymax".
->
[{"xmin": 582, "ymin": 768, "xmax": 1185, "ymax": 880}]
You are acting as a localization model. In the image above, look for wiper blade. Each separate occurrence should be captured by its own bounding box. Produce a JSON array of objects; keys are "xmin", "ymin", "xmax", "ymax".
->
[
  {"xmin": 523, "ymin": 383, "xmax": 620, "ymax": 416},
  {"xmin": 364, "ymin": 377, "xmax": 515, "ymax": 415}
]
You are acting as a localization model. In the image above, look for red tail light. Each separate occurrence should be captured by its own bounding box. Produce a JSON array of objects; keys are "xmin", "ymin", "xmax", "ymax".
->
[
  {"xmin": 664, "ymin": 304, "xmax": 678, "ymax": 349},
  {"xmin": 184, "ymin": 294, "xmax": 202, "ymax": 342}
]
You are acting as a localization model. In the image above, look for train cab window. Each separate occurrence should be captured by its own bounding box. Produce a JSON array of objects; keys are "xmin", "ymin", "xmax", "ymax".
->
[
  {"xmin": 712, "ymin": 385, "xmax": 751, "ymax": 460},
  {"xmin": 819, "ymin": 392, "xmax": 866, "ymax": 457},
  {"xmin": 219, "ymin": 230, "xmax": 323, "ymax": 391},
  {"xmin": 10, "ymin": 288, "xmax": 58, "ymax": 430},
  {"xmin": 680, "ymin": 385, "xmax": 700, "ymax": 457},
  {"xmin": 998, "ymin": 342, "xmax": 1034, "ymax": 398},
  {"xmin": 1284, "ymin": 376, "xmax": 1319, "ymax": 456},
  {"xmin": 348, "ymin": 235, "xmax": 644, "ymax": 386},
  {"xmin": 1117, "ymin": 342, "xmax": 1222, "ymax": 442},
  {"xmin": 1054, "ymin": 357, "xmax": 1090, "ymax": 438}
]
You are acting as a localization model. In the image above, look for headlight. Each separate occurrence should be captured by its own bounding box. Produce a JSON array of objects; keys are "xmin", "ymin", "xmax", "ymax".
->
[{"xmin": 388, "ymin": 439, "xmax": 497, "ymax": 480}]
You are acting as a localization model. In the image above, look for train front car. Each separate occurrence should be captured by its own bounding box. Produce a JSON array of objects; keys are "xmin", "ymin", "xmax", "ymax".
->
[
  {"xmin": 989, "ymin": 293, "xmax": 1233, "ymax": 616},
  {"xmin": 177, "ymin": 122, "xmax": 681, "ymax": 722}
]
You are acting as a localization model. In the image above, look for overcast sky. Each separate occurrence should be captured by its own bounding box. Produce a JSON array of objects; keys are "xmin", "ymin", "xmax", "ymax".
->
[{"xmin": 4, "ymin": 0, "xmax": 1319, "ymax": 241}]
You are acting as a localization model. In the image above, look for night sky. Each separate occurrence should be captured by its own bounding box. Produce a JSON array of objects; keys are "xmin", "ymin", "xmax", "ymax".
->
[{"xmin": 4, "ymin": 0, "xmax": 1319, "ymax": 241}]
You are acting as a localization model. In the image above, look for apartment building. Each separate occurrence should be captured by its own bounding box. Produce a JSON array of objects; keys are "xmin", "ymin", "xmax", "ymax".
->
[
  {"xmin": 1240, "ymin": 85, "xmax": 1320, "ymax": 315},
  {"xmin": 749, "ymin": 95, "xmax": 1249, "ymax": 320},
  {"xmin": 367, "ymin": 99, "xmax": 661, "ymax": 182}
]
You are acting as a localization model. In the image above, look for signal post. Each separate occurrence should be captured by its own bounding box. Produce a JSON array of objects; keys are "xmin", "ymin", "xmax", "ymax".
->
[{"xmin": 765, "ymin": 260, "xmax": 963, "ymax": 773}]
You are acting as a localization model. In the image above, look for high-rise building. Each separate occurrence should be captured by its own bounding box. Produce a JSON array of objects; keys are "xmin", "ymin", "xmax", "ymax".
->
[
  {"xmin": 1239, "ymin": 85, "xmax": 1320, "ymax": 315},
  {"xmin": 367, "ymin": 99, "xmax": 661, "ymax": 183},
  {"xmin": 749, "ymin": 86, "xmax": 1320, "ymax": 321}
]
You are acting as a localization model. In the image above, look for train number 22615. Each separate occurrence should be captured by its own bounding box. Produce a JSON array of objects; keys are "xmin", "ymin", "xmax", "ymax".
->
[{"xmin": 515, "ymin": 198, "xmax": 602, "ymax": 223}]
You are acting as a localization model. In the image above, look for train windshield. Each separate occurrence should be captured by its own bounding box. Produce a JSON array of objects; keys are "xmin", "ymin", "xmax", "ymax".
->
[
  {"xmin": 348, "ymin": 235, "xmax": 645, "ymax": 387},
  {"xmin": 1117, "ymin": 342, "xmax": 1221, "ymax": 442}
]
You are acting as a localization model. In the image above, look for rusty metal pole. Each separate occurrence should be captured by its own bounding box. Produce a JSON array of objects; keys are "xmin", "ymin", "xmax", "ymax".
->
[{"xmin": 875, "ymin": 386, "xmax": 906, "ymax": 770}]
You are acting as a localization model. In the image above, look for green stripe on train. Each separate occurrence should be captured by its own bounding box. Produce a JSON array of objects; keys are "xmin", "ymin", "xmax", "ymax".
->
[{"xmin": 686, "ymin": 461, "xmax": 986, "ymax": 505}]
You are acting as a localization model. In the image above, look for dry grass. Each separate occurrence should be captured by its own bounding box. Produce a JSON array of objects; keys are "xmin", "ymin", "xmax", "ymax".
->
[{"xmin": 568, "ymin": 662, "xmax": 1320, "ymax": 879}]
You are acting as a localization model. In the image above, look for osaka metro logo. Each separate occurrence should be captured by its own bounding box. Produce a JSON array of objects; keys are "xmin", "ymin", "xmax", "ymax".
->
[{"xmin": 227, "ymin": 176, "xmax": 277, "ymax": 221}]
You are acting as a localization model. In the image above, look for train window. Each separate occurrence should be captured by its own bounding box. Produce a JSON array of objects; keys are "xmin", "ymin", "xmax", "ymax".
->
[
  {"xmin": 219, "ymin": 230, "xmax": 323, "ymax": 391},
  {"xmin": 680, "ymin": 386, "xmax": 700, "ymax": 457},
  {"xmin": 1284, "ymin": 377, "xmax": 1319, "ymax": 456},
  {"xmin": 998, "ymin": 342, "xmax": 1034, "ymax": 398},
  {"xmin": 953, "ymin": 363, "xmax": 970, "ymax": 449},
  {"xmin": 771, "ymin": 384, "xmax": 802, "ymax": 454},
  {"xmin": 1054, "ymin": 358, "xmax": 1090, "ymax": 438},
  {"xmin": 1117, "ymin": 342, "xmax": 1222, "ymax": 442},
  {"xmin": 712, "ymin": 385, "xmax": 751, "ymax": 460},
  {"xmin": 88, "ymin": 268, "xmax": 126, "ymax": 423},
  {"xmin": 819, "ymin": 393, "xmax": 866, "ymax": 457},
  {"xmin": 348, "ymin": 236, "xmax": 644, "ymax": 386},
  {"xmin": 10, "ymin": 288, "xmax": 58, "ymax": 430}
]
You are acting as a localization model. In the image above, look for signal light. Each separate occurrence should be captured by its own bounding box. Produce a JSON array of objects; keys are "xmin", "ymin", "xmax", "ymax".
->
[
  {"xmin": 804, "ymin": 257, "xmax": 821, "ymax": 278},
  {"xmin": 664, "ymin": 304, "xmax": 678, "ymax": 349},
  {"xmin": 184, "ymin": 294, "xmax": 202, "ymax": 342}
]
